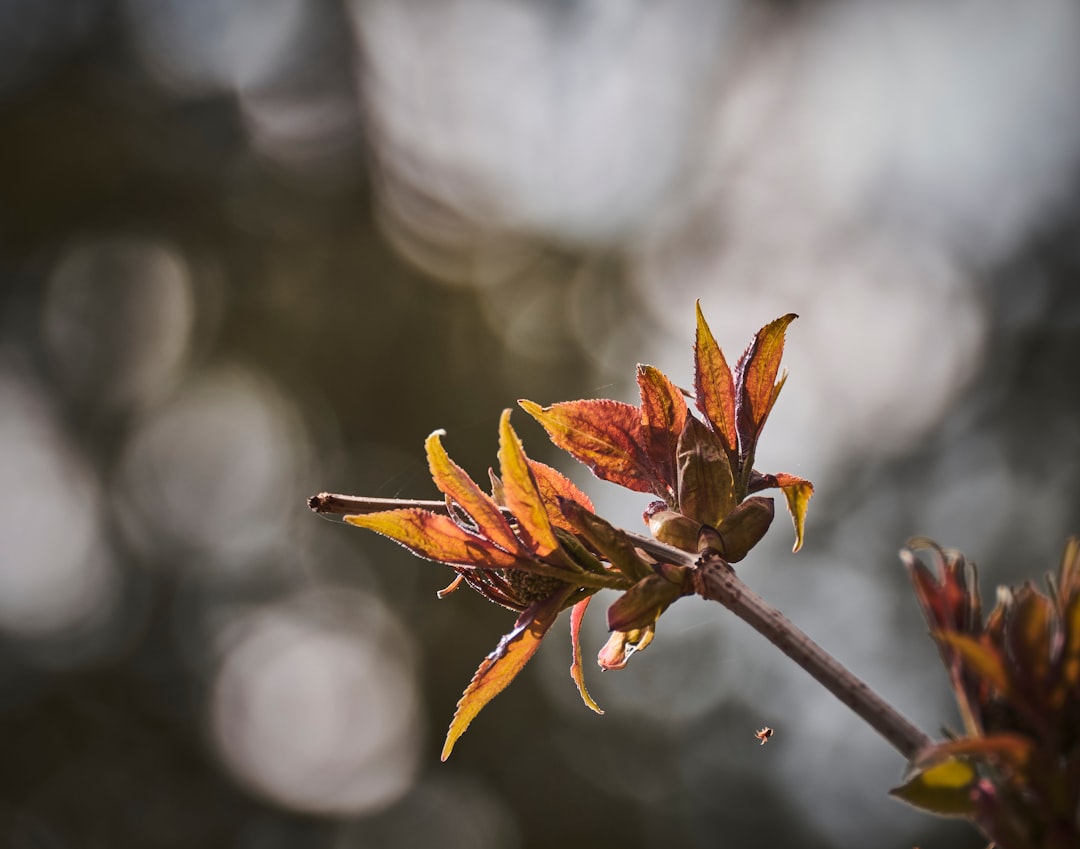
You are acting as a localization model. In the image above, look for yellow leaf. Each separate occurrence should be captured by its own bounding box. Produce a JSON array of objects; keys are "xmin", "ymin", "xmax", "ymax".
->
[
  {"xmin": 442, "ymin": 586, "xmax": 572, "ymax": 759},
  {"xmin": 426, "ymin": 430, "xmax": 521, "ymax": 554},
  {"xmin": 497, "ymin": 410, "xmax": 560, "ymax": 557}
]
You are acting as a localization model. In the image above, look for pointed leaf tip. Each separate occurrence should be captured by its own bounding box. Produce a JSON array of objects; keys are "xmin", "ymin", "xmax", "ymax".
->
[
  {"xmin": 570, "ymin": 596, "xmax": 603, "ymax": 714},
  {"xmin": 736, "ymin": 314, "xmax": 797, "ymax": 452},
  {"xmin": 773, "ymin": 474, "xmax": 813, "ymax": 552},
  {"xmin": 441, "ymin": 588, "xmax": 572, "ymax": 759},
  {"xmin": 693, "ymin": 303, "xmax": 737, "ymax": 454},
  {"xmin": 425, "ymin": 429, "xmax": 520, "ymax": 554},
  {"xmin": 497, "ymin": 409, "xmax": 560, "ymax": 557},
  {"xmin": 345, "ymin": 508, "xmax": 521, "ymax": 569}
]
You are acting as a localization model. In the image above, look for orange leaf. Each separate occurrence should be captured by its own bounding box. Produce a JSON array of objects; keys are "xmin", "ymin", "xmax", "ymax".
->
[
  {"xmin": 570, "ymin": 596, "xmax": 603, "ymax": 715},
  {"xmin": 934, "ymin": 631, "xmax": 1011, "ymax": 696},
  {"xmin": 442, "ymin": 586, "xmax": 574, "ymax": 759},
  {"xmin": 735, "ymin": 313, "xmax": 797, "ymax": 453},
  {"xmin": 497, "ymin": 409, "xmax": 560, "ymax": 557},
  {"xmin": 1006, "ymin": 583, "xmax": 1054, "ymax": 690},
  {"xmin": 527, "ymin": 459, "xmax": 595, "ymax": 534},
  {"xmin": 345, "ymin": 509, "xmax": 523, "ymax": 570},
  {"xmin": 693, "ymin": 301, "xmax": 737, "ymax": 455},
  {"xmin": 426, "ymin": 430, "xmax": 521, "ymax": 554},
  {"xmin": 1062, "ymin": 592, "xmax": 1080, "ymax": 690},
  {"xmin": 637, "ymin": 364, "xmax": 688, "ymax": 496},
  {"xmin": 519, "ymin": 398, "xmax": 658, "ymax": 494},
  {"xmin": 913, "ymin": 733, "xmax": 1033, "ymax": 771},
  {"xmin": 774, "ymin": 473, "xmax": 814, "ymax": 552}
]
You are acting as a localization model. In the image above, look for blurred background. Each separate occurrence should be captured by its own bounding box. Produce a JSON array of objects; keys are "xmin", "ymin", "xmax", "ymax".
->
[{"xmin": 2, "ymin": 1, "xmax": 1079, "ymax": 847}]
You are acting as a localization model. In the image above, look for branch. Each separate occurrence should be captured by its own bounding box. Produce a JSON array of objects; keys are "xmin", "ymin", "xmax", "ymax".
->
[
  {"xmin": 308, "ymin": 492, "xmax": 934, "ymax": 760},
  {"xmin": 690, "ymin": 554, "xmax": 932, "ymax": 760}
]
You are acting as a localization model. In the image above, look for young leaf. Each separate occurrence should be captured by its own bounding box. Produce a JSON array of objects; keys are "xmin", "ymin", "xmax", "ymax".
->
[
  {"xmin": 560, "ymin": 498, "xmax": 653, "ymax": 582},
  {"xmin": 527, "ymin": 458, "xmax": 595, "ymax": 534},
  {"xmin": 497, "ymin": 409, "xmax": 560, "ymax": 558},
  {"xmin": 889, "ymin": 758, "xmax": 977, "ymax": 815},
  {"xmin": 597, "ymin": 625, "xmax": 656, "ymax": 671},
  {"xmin": 637, "ymin": 364, "xmax": 689, "ymax": 496},
  {"xmin": 713, "ymin": 496, "xmax": 775, "ymax": 563},
  {"xmin": 570, "ymin": 596, "xmax": 603, "ymax": 715},
  {"xmin": 774, "ymin": 473, "xmax": 814, "ymax": 552},
  {"xmin": 426, "ymin": 430, "xmax": 521, "ymax": 554},
  {"xmin": 934, "ymin": 631, "xmax": 1012, "ymax": 696},
  {"xmin": 676, "ymin": 416, "xmax": 736, "ymax": 528},
  {"xmin": 607, "ymin": 572, "xmax": 689, "ymax": 632},
  {"xmin": 693, "ymin": 301, "xmax": 737, "ymax": 455},
  {"xmin": 735, "ymin": 313, "xmax": 797, "ymax": 454},
  {"xmin": 914, "ymin": 733, "xmax": 1033, "ymax": 771},
  {"xmin": 442, "ymin": 586, "xmax": 575, "ymax": 760},
  {"xmin": 346, "ymin": 509, "xmax": 523, "ymax": 570},
  {"xmin": 644, "ymin": 503, "xmax": 702, "ymax": 553},
  {"xmin": 519, "ymin": 398, "xmax": 658, "ymax": 495},
  {"xmin": 1005, "ymin": 584, "xmax": 1053, "ymax": 691}
]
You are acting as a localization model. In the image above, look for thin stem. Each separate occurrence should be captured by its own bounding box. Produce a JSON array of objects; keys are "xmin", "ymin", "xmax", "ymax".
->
[
  {"xmin": 309, "ymin": 491, "xmax": 934, "ymax": 760},
  {"xmin": 692, "ymin": 554, "xmax": 932, "ymax": 759},
  {"xmin": 616, "ymin": 528, "xmax": 932, "ymax": 759}
]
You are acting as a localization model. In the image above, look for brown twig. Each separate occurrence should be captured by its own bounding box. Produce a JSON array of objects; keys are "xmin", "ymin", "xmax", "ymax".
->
[{"xmin": 308, "ymin": 491, "xmax": 934, "ymax": 761}]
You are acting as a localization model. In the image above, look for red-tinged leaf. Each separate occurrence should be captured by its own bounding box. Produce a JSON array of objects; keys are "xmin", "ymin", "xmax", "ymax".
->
[
  {"xmin": 607, "ymin": 572, "xmax": 689, "ymax": 632},
  {"xmin": 1061, "ymin": 592, "xmax": 1080, "ymax": 690},
  {"xmin": 905, "ymin": 553, "xmax": 944, "ymax": 627},
  {"xmin": 693, "ymin": 301, "xmax": 737, "ymax": 455},
  {"xmin": 426, "ymin": 430, "xmax": 521, "ymax": 554},
  {"xmin": 889, "ymin": 757, "xmax": 977, "ymax": 815},
  {"xmin": 935, "ymin": 631, "xmax": 1012, "ymax": 696},
  {"xmin": 598, "ymin": 625, "xmax": 656, "ymax": 671},
  {"xmin": 902, "ymin": 540, "xmax": 981, "ymax": 633},
  {"xmin": 676, "ymin": 416, "xmax": 736, "ymax": 528},
  {"xmin": 527, "ymin": 459, "xmax": 595, "ymax": 534},
  {"xmin": 637, "ymin": 364, "xmax": 689, "ymax": 495},
  {"xmin": 735, "ymin": 313, "xmax": 797, "ymax": 455},
  {"xmin": 442, "ymin": 586, "xmax": 574, "ymax": 760},
  {"xmin": 345, "ymin": 509, "xmax": 523, "ymax": 570},
  {"xmin": 1006, "ymin": 584, "xmax": 1054, "ymax": 691},
  {"xmin": 1058, "ymin": 536, "xmax": 1080, "ymax": 600},
  {"xmin": 570, "ymin": 596, "xmax": 603, "ymax": 715},
  {"xmin": 497, "ymin": 409, "xmax": 560, "ymax": 558},
  {"xmin": 773, "ymin": 473, "xmax": 814, "ymax": 552},
  {"xmin": 519, "ymin": 398, "xmax": 658, "ymax": 495},
  {"xmin": 914, "ymin": 734, "xmax": 1034, "ymax": 771}
]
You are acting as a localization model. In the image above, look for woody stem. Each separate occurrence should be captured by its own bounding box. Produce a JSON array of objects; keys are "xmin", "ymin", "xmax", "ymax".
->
[{"xmin": 624, "ymin": 530, "xmax": 933, "ymax": 760}]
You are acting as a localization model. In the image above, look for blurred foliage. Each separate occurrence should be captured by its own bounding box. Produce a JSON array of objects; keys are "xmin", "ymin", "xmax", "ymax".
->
[{"xmin": 1, "ymin": 2, "xmax": 1079, "ymax": 849}]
